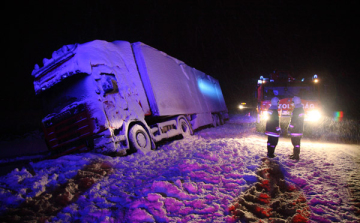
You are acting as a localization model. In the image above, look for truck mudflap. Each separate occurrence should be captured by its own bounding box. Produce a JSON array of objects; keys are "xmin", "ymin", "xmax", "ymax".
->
[{"xmin": 43, "ymin": 104, "xmax": 95, "ymax": 153}]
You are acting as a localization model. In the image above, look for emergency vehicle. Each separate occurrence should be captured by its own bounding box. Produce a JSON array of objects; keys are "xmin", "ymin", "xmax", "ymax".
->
[{"xmin": 256, "ymin": 70, "xmax": 322, "ymax": 133}]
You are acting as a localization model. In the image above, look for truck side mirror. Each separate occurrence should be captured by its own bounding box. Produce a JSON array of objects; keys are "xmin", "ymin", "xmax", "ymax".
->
[
  {"xmin": 103, "ymin": 79, "xmax": 119, "ymax": 94},
  {"xmin": 100, "ymin": 74, "xmax": 119, "ymax": 95}
]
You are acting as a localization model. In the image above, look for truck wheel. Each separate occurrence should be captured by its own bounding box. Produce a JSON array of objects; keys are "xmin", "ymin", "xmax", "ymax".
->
[
  {"xmin": 219, "ymin": 115, "xmax": 225, "ymax": 125},
  {"xmin": 179, "ymin": 118, "xmax": 192, "ymax": 137},
  {"xmin": 212, "ymin": 114, "xmax": 220, "ymax": 127},
  {"xmin": 129, "ymin": 124, "xmax": 151, "ymax": 154}
]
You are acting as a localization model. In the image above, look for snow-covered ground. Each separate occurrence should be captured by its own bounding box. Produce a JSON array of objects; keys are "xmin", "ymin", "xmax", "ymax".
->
[{"xmin": 0, "ymin": 114, "xmax": 359, "ymax": 222}]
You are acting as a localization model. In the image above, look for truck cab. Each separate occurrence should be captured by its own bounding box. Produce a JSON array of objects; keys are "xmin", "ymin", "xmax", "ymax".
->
[{"xmin": 32, "ymin": 41, "xmax": 149, "ymax": 156}]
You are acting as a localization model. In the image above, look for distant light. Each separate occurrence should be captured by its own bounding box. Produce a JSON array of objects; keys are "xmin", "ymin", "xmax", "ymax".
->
[
  {"xmin": 239, "ymin": 102, "xmax": 246, "ymax": 109},
  {"xmin": 312, "ymin": 74, "xmax": 319, "ymax": 83},
  {"xmin": 260, "ymin": 76, "xmax": 264, "ymax": 79},
  {"xmin": 301, "ymin": 78, "xmax": 305, "ymax": 82},
  {"xmin": 258, "ymin": 80, "xmax": 262, "ymax": 84}
]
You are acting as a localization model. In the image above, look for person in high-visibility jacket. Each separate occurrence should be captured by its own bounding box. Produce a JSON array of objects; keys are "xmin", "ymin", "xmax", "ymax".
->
[
  {"xmin": 265, "ymin": 97, "xmax": 281, "ymax": 158},
  {"xmin": 288, "ymin": 96, "xmax": 305, "ymax": 160}
]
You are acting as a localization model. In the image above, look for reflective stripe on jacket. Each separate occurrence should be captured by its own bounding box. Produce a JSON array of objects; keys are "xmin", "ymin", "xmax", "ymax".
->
[{"xmin": 265, "ymin": 131, "xmax": 280, "ymax": 137}]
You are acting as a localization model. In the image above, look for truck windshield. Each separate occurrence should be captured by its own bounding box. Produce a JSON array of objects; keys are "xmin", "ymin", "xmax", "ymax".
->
[
  {"xmin": 263, "ymin": 83, "xmax": 318, "ymax": 101},
  {"xmin": 41, "ymin": 74, "xmax": 93, "ymax": 114}
]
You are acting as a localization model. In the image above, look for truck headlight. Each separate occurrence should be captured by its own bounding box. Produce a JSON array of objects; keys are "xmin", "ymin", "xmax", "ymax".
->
[
  {"xmin": 238, "ymin": 103, "xmax": 246, "ymax": 109},
  {"xmin": 306, "ymin": 110, "xmax": 321, "ymax": 122}
]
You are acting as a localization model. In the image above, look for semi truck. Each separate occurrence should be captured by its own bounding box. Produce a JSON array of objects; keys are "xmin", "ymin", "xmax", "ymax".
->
[
  {"xmin": 32, "ymin": 40, "xmax": 228, "ymax": 156},
  {"xmin": 255, "ymin": 70, "xmax": 322, "ymax": 133}
]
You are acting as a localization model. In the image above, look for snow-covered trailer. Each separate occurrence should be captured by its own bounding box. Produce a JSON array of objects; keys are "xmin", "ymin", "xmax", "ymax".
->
[{"xmin": 31, "ymin": 40, "xmax": 228, "ymax": 155}]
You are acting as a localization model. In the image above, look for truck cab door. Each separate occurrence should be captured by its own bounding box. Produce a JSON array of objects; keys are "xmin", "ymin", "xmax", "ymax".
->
[{"xmin": 97, "ymin": 73, "xmax": 128, "ymax": 130}]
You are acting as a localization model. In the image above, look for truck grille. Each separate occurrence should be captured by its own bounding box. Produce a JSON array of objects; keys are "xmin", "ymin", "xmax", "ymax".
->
[{"xmin": 43, "ymin": 104, "xmax": 94, "ymax": 150}]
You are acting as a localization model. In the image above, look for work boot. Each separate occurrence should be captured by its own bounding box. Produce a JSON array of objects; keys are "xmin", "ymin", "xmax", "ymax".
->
[
  {"xmin": 267, "ymin": 147, "xmax": 276, "ymax": 158},
  {"xmin": 289, "ymin": 147, "xmax": 300, "ymax": 160},
  {"xmin": 289, "ymin": 147, "xmax": 295, "ymax": 158}
]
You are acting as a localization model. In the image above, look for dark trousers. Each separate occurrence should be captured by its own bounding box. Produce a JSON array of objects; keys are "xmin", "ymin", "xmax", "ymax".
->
[
  {"xmin": 291, "ymin": 137, "xmax": 301, "ymax": 148},
  {"xmin": 267, "ymin": 136, "xmax": 279, "ymax": 148}
]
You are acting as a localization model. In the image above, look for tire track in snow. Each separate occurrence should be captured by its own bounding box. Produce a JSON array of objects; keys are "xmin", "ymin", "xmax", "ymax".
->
[
  {"xmin": 228, "ymin": 158, "xmax": 310, "ymax": 222},
  {"xmin": 0, "ymin": 161, "xmax": 113, "ymax": 222}
]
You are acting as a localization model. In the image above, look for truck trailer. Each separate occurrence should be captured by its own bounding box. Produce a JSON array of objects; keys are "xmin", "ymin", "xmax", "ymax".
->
[{"xmin": 31, "ymin": 40, "xmax": 228, "ymax": 155}]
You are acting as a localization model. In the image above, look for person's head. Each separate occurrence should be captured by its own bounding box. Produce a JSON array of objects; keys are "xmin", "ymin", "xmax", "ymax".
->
[
  {"xmin": 293, "ymin": 96, "xmax": 301, "ymax": 105},
  {"xmin": 271, "ymin": 97, "xmax": 279, "ymax": 106}
]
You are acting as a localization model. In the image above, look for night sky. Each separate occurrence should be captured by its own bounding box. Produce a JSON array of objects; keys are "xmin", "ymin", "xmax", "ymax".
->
[{"xmin": 3, "ymin": 0, "xmax": 359, "ymax": 135}]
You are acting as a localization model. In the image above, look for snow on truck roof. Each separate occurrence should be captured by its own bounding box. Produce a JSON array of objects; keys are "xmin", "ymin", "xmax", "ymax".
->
[
  {"xmin": 32, "ymin": 40, "xmax": 187, "ymax": 77},
  {"xmin": 31, "ymin": 40, "xmax": 194, "ymax": 95},
  {"xmin": 31, "ymin": 40, "xmax": 136, "ymax": 94},
  {"xmin": 32, "ymin": 40, "xmax": 132, "ymax": 77}
]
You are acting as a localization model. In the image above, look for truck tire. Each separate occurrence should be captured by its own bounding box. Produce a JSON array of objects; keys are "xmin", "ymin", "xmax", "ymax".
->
[
  {"xmin": 179, "ymin": 118, "xmax": 192, "ymax": 137},
  {"xmin": 212, "ymin": 114, "xmax": 220, "ymax": 127},
  {"xmin": 219, "ymin": 115, "xmax": 225, "ymax": 125},
  {"xmin": 129, "ymin": 124, "xmax": 152, "ymax": 154}
]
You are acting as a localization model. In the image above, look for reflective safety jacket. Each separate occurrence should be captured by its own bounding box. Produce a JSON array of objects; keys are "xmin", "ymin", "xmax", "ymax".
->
[
  {"xmin": 265, "ymin": 107, "xmax": 281, "ymax": 137},
  {"xmin": 288, "ymin": 105, "xmax": 305, "ymax": 137}
]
